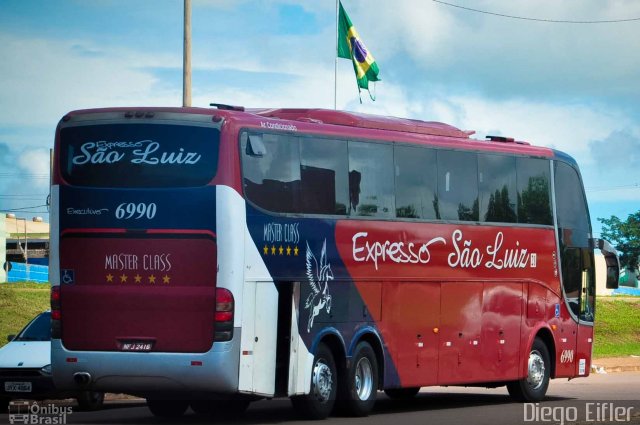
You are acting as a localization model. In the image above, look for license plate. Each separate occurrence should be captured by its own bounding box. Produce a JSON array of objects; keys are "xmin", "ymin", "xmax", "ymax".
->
[
  {"xmin": 4, "ymin": 382, "xmax": 32, "ymax": 393},
  {"xmin": 120, "ymin": 342, "xmax": 153, "ymax": 351}
]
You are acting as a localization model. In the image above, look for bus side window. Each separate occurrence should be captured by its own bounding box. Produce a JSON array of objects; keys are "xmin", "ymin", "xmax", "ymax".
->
[
  {"xmin": 394, "ymin": 145, "xmax": 438, "ymax": 219},
  {"xmin": 299, "ymin": 138, "xmax": 349, "ymax": 215},
  {"xmin": 242, "ymin": 133, "xmax": 302, "ymax": 213},
  {"xmin": 478, "ymin": 154, "xmax": 517, "ymax": 223},
  {"xmin": 437, "ymin": 150, "xmax": 478, "ymax": 221},
  {"xmin": 516, "ymin": 158, "xmax": 552, "ymax": 225},
  {"xmin": 348, "ymin": 141, "xmax": 394, "ymax": 218}
]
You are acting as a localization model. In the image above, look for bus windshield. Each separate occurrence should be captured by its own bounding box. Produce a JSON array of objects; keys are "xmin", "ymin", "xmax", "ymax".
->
[{"xmin": 60, "ymin": 123, "xmax": 220, "ymax": 188}]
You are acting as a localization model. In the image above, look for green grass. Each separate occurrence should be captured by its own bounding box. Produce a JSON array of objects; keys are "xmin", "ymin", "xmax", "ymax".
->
[
  {"xmin": 594, "ymin": 297, "xmax": 640, "ymax": 358},
  {"xmin": 0, "ymin": 282, "xmax": 50, "ymax": 346}
]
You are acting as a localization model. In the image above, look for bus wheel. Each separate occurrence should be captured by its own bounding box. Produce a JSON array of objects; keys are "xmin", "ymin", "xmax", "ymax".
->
[
  {"xmin": 146, "ymin": 399, "xmax": 189, "ymax": 418},
  {"xmin": 384, "ymin": 387, "xmax": 420, "ymax": 400},
  {"xmin": 190, "ymin": 399, "xmax": 250, "ymax": 418},
  {"xmin": 507, "ymin": 337, "xmax": 550, "ymax": 402},
  {"xmin": 291, "ymin": 342, "xmax": 337, "ymax": 419},
  {"xmin": 340, "ymin": 341, "xmax": 378, "ymax": 416}
]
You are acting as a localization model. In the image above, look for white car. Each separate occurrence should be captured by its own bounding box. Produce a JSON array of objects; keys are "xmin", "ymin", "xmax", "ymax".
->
[{"xmin": 0, "ymin": 312, "xmax": 104, "ymax": 412}]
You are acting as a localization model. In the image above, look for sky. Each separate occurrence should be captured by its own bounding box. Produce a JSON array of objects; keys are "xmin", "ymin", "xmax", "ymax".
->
[{"xmin": 0, "ymin": 0, "xmax": 639, "ymax": 237}]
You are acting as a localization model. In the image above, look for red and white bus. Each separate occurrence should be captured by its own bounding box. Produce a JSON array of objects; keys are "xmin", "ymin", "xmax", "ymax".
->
[{"xmin": 50, "ymin": 105, "xmax": 619, "ymax": 419}]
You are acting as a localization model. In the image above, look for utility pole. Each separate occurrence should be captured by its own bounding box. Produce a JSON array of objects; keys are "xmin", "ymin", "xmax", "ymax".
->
[{"xmin": 183, "ymin": 0, "xmax": 192, "ymax": 107}]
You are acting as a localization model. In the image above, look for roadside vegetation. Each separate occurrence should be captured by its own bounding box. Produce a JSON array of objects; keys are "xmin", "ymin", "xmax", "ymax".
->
[
  {"xmin": 594, "ymin": 297, "xmax": 640, "ymax": 358},
  {"xmin": 0, "ymin": 282, "xmax": 50, "ymax": 343},
  {"xmin": 0, "ymin": 282, "xmax": 638, "ymax": 357}
]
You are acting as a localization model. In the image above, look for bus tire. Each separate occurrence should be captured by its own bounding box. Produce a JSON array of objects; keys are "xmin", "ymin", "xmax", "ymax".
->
[
  {"xmin": 190, "ymin": 399, "xmax": 250, "ymax": 418},
  {"xmin": 507, "ymin": 337, "xmax": 550, "ymax": 402},
  {"xmin": 146, "ymin": 399, "xmax": 189, "ymax": 418},
  {"xmin": 291, "ymin": 342, "xmax": 337, "ymax": 420},
  {"xmin": 384, "ymin": 387, "xmax": 420, "ymax": 400},
  {"xmin": 340, "ymin": 341, "xmax": 378, "ymax": 416}
]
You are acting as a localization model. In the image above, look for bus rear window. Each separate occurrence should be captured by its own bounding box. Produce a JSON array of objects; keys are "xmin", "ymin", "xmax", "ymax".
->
[{"xmin": 60, "ymin": 123, "xmax": 219, "ymax": 187}]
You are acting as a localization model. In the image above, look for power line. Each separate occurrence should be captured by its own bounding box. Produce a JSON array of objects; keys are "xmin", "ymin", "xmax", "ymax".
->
[
  {"xmin": 0, "ymin": 195, "xmax": 48, "ymax": 200},
  {"xmin": 432, "ymin": 0, "xmax": 640, "ymax": 24},
  {"xmin": 586, "ymin": 183, "xmax": 640, "ymax": 193},
  {"xmin": 2, "ymin": 204, "xmax": 48, "ymax": 212},
  {"xmin": 0, "ymin": 173, "xmax": 49, "ymax": 179}
]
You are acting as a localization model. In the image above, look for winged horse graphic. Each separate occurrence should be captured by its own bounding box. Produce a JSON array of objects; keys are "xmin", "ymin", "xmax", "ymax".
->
[{"xmin": 304, "ymin": 240, "xmax": 333, "ymax": 333}]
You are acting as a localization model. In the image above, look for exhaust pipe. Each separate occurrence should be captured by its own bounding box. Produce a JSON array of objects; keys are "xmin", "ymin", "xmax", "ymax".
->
[{"xmin": 73, "ymin": 372, "xmax": 92, "ymax": 386}]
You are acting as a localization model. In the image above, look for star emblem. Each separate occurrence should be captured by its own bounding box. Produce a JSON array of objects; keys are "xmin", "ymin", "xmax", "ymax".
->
[
  {"xmin": 134, "ymin": 274, "xmax": 142, "ymax": 283},
  {"xmin": 286, "ymin": 246, "xmax": 291, "ymax": 256},
  {"xmin": 162, "ymin": 275, "xmax": 171, "ymax": 284},
  {"xmin": 148, "ymin": 275, "xmax": 156, "ymax": 284},
  {"xmin": 263, "ymin": 245, "xmax": 269, "ymax": 255},
  {"xmin": 106, "ymin": 274, "xmax": 114, "ymax": 283},
  {"xmin": 119, "ymin": 274, "xmax": 128, "ymax": 283}
]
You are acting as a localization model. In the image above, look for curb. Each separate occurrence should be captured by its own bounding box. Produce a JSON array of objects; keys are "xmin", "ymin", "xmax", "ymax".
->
[{"xmin": 592, "ymin": 365, "xmax": 640, "ymax": 374}]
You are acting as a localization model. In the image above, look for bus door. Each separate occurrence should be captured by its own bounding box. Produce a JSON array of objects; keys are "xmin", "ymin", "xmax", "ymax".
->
[{"xmin": 575, "ymin": 249, "xmax": 596, "ymax": 377}]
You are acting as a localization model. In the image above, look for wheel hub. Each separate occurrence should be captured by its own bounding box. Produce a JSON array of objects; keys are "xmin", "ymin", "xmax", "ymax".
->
[
  {"xmin": 354, "ymin": 357, "xmax": 373, "ymax": 401},
  {"xmin": 312, "ymin": 360, "xmax": 333, "ymax": 403},
  {"xmin": 527, "ymin": 350, "xmax": 545, "ymax": 390}
]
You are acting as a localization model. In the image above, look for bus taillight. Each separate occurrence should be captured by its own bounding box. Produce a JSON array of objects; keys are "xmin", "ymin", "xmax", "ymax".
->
[
  {"xmin": 214, "ymin": 288, "xmax": 234, "ymax": 342},
  {"xmin": 51, "ymin": 286, "xmax": 61, "ymax": 339}
]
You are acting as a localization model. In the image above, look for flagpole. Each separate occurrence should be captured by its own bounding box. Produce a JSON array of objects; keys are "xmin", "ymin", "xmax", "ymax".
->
[
  {"xmin": 183, "ymin": 0, "xmax": 192, "ymax": 107},
  {"xmin": 334, "ymin": 0, "xmax": 339, "ymax": 110}
]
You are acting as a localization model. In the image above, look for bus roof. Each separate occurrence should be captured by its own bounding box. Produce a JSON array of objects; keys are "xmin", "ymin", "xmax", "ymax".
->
[{"xmin": 61, "ymin": 106, "xmax": 555, "ymax": 158}]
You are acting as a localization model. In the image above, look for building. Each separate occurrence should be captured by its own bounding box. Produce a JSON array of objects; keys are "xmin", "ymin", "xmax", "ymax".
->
[{"xmin": 2, "ymin": 214, "xmax": 50, "ymax": 282}]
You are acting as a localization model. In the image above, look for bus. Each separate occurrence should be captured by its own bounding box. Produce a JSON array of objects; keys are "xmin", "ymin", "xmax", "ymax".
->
[{"xmin": 50, "ymin": 105, "xmax": 620, "ymax": 419}]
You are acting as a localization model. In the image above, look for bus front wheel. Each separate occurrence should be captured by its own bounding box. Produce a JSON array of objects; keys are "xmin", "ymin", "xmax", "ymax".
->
[
  {"xmin": 291, "ymin": 342, "xmax": 337, "ymax": 419},
  {"xmin": 507, "ymin": 337, "xmax": 550, "ymax": 402}
]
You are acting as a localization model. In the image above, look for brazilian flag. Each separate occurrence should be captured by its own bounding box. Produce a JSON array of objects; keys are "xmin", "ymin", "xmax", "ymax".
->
[{"xmin": 338, "ymin": 1, "xmax": 380, "ymax": 101}]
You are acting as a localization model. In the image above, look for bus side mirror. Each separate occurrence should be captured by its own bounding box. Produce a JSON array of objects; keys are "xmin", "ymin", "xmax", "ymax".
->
[{"xmin": 595, "ymin": 239, "xmax": 620, "ymax": 289}]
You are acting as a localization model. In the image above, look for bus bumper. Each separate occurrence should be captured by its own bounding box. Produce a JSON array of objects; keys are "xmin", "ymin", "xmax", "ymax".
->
[{"xmin": 51, "ymin": 329, "xmax": 241, "ymax": 394}]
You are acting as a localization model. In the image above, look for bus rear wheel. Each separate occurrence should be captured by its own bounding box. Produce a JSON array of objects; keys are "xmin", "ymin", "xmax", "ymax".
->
[
  {"xmin": 384, "ymin": 387, "xmax": 420, "ymax": 400},
  {"xmin": 146, "ymin": 399, "xmax": 189, "ymax": 418},
  {"xmin": 291, "ymin": 342, "xmax": 337, "ymax": 420},
  {"xmin": 339, "ymin": 341, "xmax": 378, "ymax": 416},
  {"xmin": 507, "ymin": 337, "xmax": 550, "ymax": 402}
]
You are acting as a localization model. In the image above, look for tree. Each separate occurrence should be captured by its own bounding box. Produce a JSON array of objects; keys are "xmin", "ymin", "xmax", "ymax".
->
[{"xmin": 598, "ymin": 211, "xmax": 640, "ymax": 271}]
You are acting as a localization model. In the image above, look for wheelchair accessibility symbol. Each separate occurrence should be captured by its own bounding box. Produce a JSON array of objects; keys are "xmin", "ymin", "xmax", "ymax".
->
[{"xmin": 62, "ymin": 269, "xmax": 75, "ymax": 285}]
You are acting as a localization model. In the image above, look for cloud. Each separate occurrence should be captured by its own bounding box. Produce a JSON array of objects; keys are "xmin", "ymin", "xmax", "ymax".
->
[
  {"xmin": 353, "ymin": 0, "xmax": 640, "ymax": 101},
  {"xmin": 589, "ymin": 129, "xmax": 640, "ymax": 169},
  {"xmin": 584, "ymin": 129, "xmax": 640, "ymax": 202},
  {"xmin": 0, "ymin": 33, "xmax": 181, "ymax": 129}
]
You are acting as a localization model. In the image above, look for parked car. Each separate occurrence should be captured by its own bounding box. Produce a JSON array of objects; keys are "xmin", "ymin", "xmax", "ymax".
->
[{"xmin": 0, "ymin": 311, "xmax": 104, "ymax": 412}]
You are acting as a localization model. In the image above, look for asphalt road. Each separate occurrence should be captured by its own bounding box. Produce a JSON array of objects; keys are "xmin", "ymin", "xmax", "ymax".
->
[{"xmin": 2, "ymin": 373, "xmax": 639, "ymax": 425}]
